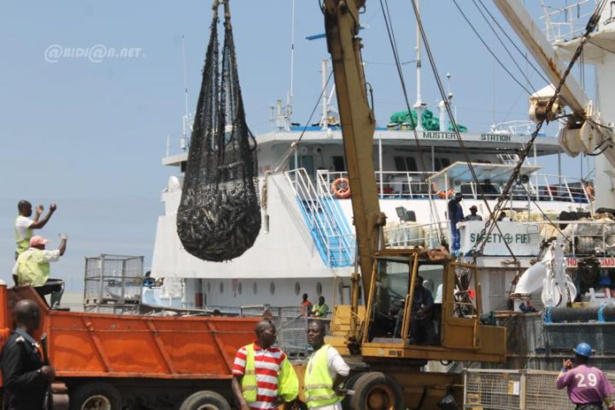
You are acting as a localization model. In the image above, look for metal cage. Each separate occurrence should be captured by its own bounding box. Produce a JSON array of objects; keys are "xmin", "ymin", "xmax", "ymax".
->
[{"xmin": 84, "ymin": 254, "xmax": 144, "ymax": 314}]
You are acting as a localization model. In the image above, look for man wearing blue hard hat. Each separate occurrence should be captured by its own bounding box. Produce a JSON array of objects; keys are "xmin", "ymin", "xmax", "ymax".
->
[{"xmin": 556, "ymin": 342, "xmax": 615, "ymax": 409}]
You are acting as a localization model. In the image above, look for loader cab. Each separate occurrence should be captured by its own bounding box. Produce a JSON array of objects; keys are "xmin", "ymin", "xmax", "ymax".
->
[{"xmin": 359, "ymin": 249, "xmax": 507, "ymax": 363}]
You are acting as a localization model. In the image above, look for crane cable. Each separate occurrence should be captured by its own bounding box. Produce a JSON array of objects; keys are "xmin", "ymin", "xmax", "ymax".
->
[
  {"xmin": 379, "ymin": 0, "xmax": 444, "ymax": 235},
  {"xmin": 468, "ymin": 0, "xmax": 608, "ymax": 261},
  {"xmin": 409, "ymin": 0, "xmax": 517, "ymax": 261}
]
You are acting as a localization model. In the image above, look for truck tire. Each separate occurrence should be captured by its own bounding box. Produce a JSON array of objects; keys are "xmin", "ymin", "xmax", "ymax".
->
[
  {"xmin": 179, "ymin": 390, "xmax": 231, "ymax": 410},
  {"xmin": 69, "ymin": 382, "xmax": 122, "ymax": 410},
  {"xmin": 348, "ymin": 372, "xmax": 405, "ymax": 410},
  {"xmin": 341, "ymin": 372, "xmax": 364, "ymax": 409}
]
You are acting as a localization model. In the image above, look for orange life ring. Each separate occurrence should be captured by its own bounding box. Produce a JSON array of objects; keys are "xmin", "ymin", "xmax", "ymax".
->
[
  {"xmin": 331, "ymin": 177, "xmax": 351, "ymax": 199},
  {"xmin": 585, "ymin": 185, "xmax": 595, "ymax": 201},
  {"xmin": 437, "ymin": 189, "xmax": 454, "ymax": 199}
]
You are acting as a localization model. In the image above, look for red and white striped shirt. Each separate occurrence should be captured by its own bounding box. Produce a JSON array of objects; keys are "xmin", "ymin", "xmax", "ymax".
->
[{"xmin": 232, "ymin": 342, "xmax": 287, "ymax": 410}]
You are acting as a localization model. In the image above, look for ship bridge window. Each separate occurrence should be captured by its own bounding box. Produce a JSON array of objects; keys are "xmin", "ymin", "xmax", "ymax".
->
[
  {"xmin": 332, "ymin": 156, "xmax": 346, "ymax": 172},
  {"xmin": 434, "ymin": 158, "xmax": 451, "ymax": 171},
  {"xmin": 394, "ymin": 156, "xmax": 418, "ymax": 172},
  {"xmin": 290, "ymin": 155, "xmax": 315, "ymax": 177}
]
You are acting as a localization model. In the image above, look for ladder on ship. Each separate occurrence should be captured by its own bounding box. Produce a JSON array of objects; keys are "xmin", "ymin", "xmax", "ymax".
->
[{"xmin": 286, "ymin": 168, "xmax": 355, "ymax": 267}]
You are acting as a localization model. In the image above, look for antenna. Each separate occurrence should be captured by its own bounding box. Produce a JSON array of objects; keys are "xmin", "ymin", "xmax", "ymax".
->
[
  {"xmin": 287, "ymin": 0, "xmax": 296, "ymax": 125},
  {"xmin": 413, "ymin": 0, "xmax": 426, "ymax": 131},
  {"xmin": 181, "ymin": 35, "xmax": 190, "ymax": 144}
]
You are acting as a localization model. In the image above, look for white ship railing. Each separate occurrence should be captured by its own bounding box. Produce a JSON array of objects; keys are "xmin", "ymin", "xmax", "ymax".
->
[
  {"xmin": 317, "ymin": 170, "xmax": 436, "ymax": 199},
  {"xmin": 540, "ymin": 0, "xmax": 598, "ymax": 43},
  {"xmin": 384, "ymin": 218, "xmax": 615, "ymax": 259},
  {"xmin": 285, "ymin": 168, "xmax": 355, "ymax": 267},
  {"xmin": 491, "ymin": 120, "xmax": 542, "ymax": 136},
  {"xmin": 317, "ymin": 170, "xmax": 592, "ymax": 203}
]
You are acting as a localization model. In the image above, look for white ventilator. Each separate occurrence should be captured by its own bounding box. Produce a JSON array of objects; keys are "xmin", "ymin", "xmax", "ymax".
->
[{"xmin": 514, "ymin": 240, "xmax": 576, "ymax": 308}]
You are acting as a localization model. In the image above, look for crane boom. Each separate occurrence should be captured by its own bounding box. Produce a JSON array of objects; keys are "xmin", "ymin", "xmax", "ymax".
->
[
  {"xmin": 323, "ymin": 0, "xmax": 386, "ymax": 298},
  {"xmin": 494, "ymin": 0, "xmax": 615, "ymax": 172}
]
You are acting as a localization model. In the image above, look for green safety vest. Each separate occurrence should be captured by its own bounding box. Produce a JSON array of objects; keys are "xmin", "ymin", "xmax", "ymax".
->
[
  {"xmin": 14, "ymin": 216, "xmax": 32, "ymax": 255},
  {"xmin": 304, "ymin": 344, "xmax": 342, "ymax": 408},
  {"xmin": 241, "ymin": 344, "xmax": 258, "ymax": 403},
  {"xmin": 312, "ymin": 303, "xmax": 328, "ymax": 317},
  {"xmin": 241, "ymin": 344, "xmax": 299, "ymax": 404},
  {"xmin": 17, "ymin": 249, "xmax": 50, "ymax": 287}
]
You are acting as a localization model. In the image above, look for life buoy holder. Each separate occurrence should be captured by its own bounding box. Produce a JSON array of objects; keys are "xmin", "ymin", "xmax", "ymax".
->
[
  {"xmin": 585, "ymin": 185, "xmax": 595, "ymax": 201},
  {"xmin": 331, "ymin": 177, "xmax": 351, "ymax": 199},
  {"xmin": 437, "ymin": 189, "xmax": 454, "ymax": 199}
]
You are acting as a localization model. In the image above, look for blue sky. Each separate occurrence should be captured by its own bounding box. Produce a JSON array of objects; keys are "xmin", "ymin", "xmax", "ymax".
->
[{"xmin": 0, "ymin": 1, "xmax": 591, "ymax": 290}]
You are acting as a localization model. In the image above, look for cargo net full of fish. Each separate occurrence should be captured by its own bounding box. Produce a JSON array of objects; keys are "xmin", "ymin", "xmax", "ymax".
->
[{"xmin": 177, "ymin": 2, "xmax": 260, "ymax": 262}]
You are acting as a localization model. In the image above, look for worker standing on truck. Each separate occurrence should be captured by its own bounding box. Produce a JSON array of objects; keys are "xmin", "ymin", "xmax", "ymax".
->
[
  {"xmin": 0, "ymin": 299, "xmax": 55, "ymax": 410},
  {"xmin": 14, "ymin": 200, "xmax": 57, "ymax": 259},
  {"xmin": 556, "ymin": 342, "xmax": 615, "ymax": 410},
  {"xmin": 231, "ymin": 320, "xmax": 298, "ymax": 410},
  {"xmin": 304, "ymin": 320, "xmax": 349, "ymax": 409},
  {"xmin": 13, "ymin": 234, "xmax": 67, "ymax": 308}
]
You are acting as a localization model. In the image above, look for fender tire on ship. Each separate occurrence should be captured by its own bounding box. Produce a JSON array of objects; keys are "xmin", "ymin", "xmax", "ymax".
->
[
  {"xmin": 69, "ymin": 382, "xmax": 122, "ymax": 410},
  {"xmin": 179, "ymin": 390, "xmax": 231, "ymax": 410},
  {"xmin": 348, "ymin": 372, "xmax": 405, "ymax": 410}
]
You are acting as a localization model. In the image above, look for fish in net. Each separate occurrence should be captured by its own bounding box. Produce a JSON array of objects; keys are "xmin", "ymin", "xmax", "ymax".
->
[{"xmin": 177, "ymin": 1, "xmax": 260, "ymax": 262}]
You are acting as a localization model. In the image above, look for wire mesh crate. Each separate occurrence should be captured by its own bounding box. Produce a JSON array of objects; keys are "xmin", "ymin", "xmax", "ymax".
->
[
  {"xmin": 84, "ymin": 254, "xmax": 144, "ymax": 314},
  {"xmin": 464, "ymin": 369, "xmax": 522, "ymax": 410},
  {"xmin": 464, "ymin": 369, "xmax": 615, "ymax": 410}
]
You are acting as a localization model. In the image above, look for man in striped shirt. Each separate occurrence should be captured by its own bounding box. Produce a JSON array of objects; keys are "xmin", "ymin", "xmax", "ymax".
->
[{"xmin": 231, "ymin": 320, "xmax": 298, "ymax": 410}]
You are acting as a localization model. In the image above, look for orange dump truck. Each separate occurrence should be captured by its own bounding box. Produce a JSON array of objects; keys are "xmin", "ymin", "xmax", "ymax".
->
[{"xmin": 0, "ymin": 285, "xmax": 260, "ymax": 410}]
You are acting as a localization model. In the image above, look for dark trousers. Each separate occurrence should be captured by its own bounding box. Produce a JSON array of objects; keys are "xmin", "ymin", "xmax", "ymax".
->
[
  {"xmin": 575, "ymin": 403, "xmax": 603, "ymax": 410},
  {"xmin": 35, "ymin": 278, "xmax": 65, "ymax": 307}
]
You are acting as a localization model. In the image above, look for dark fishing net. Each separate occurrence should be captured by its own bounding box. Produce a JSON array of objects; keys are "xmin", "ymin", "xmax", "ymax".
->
[{"xmin": 177, "ymin": 4, "xmax": 260, "ymax": 262}]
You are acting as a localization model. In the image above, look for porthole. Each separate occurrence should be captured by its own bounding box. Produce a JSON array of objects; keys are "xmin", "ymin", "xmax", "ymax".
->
[
  {"xmin": 316, "ymin": 282, "xmax": 323, "ymax": 296},
  {"xmin": 270, "ymin": 282, "xmax": 276, "ymax": 295},
  {"xmin": 294, "ymin": 282, "xmax": 301, "ymax": 296},
  {"xmin": 219, "ymin": 282, "xmax": 224, "ymax": 294},
  {"xmin": 238, "ymin": 282, "xmax": 243, "ymax": 295},
  {"xmin": 253, "ymin": 282, "xmax": 258, "ymax": 295}
]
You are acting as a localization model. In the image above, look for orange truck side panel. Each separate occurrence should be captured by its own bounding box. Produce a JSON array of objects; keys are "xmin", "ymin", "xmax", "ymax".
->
[{"xmin": 1, "ymin": 287, "xmax": 260, "ymax": 382}]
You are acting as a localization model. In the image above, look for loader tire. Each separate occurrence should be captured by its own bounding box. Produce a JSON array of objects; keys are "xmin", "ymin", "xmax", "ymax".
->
[
  {"xmin": 341, "ymin": 372, "xmax": 364, "ymax": 409},
  {"xmin": 70, "ymin": 382, "xmax": 122, "ymax": 410},
  {"xmin": 348, "ymin": 372, "xmax": 405, "ymax": 410},
  {"xmin": 179, "ymin": 390, "xmax": 231, "ymax": 410}
]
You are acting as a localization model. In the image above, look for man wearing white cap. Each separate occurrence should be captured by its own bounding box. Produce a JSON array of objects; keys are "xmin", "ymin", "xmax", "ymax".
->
[{"xmin": 13, "ymin": 234, "xmax": 68, "ymax": 308}]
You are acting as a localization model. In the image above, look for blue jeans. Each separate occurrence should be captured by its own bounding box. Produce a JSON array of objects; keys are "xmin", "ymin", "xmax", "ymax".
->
[{"xmin": 450, "ymin": 221, "xmax": 460, "ymax": 252}]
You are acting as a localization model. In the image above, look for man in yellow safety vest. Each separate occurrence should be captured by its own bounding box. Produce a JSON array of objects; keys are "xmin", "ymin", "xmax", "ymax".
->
[
  {"xmin": 14, "ymin": 200, "xmax": 57, "ymax": 260},
  {"xmin": 304, "ymin": 320, "xmax": 349, "ymax": 409},
  {"xmin": 13, "ymin": 234, "xmax": 67, "ymax": 308},
  {"xmin": 231, "ymin": 320, "xmax": 298, "ymax": 410}
]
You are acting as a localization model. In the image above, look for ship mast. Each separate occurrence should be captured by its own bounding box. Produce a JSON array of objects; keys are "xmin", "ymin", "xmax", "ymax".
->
[{"xmin": 413, "ymin": 0, "xmax": 427, "ymax": 131}]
